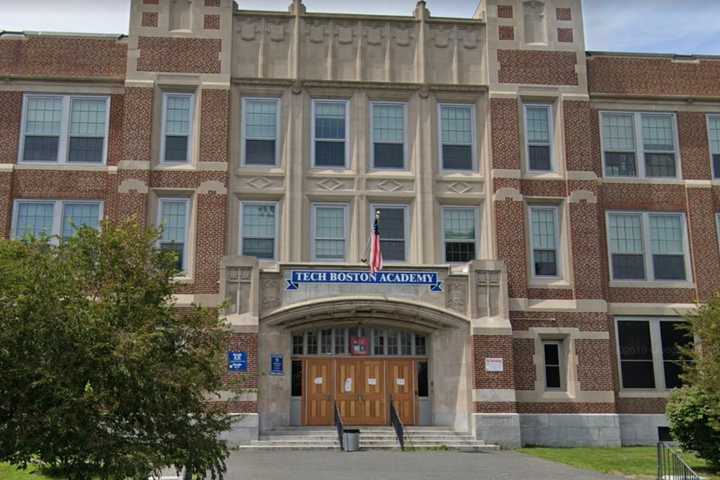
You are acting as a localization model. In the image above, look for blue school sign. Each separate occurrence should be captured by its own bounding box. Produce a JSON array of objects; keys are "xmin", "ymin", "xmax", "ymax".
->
[
  {"xmin": 286, "ymin": 270, "xmax": 443, "ymax": 292},
  {"xmin": 270, "ymin": 354, "xmax": 284, "ymax": 376},
  {"xmin": 228, "ymin": 351, "xmax": 248, "ymax": 373}
]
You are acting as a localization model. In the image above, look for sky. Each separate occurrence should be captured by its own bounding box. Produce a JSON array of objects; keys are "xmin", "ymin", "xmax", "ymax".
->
[{"xmin": 2, "ymin": 0, "xmax": 720, "ymax": 56}]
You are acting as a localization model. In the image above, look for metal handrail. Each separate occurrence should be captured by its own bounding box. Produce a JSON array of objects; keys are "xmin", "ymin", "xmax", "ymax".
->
[
  {"xmin": 657, "ymin": 442, "xmax": 701, "ymax": 480},
  {"xmin": 334, "ymin": 401, "xmax": 344, "ymax": 450},
  {"xmin": 389, "ymin": 398, "xmax": 405, "ymax": 450}
]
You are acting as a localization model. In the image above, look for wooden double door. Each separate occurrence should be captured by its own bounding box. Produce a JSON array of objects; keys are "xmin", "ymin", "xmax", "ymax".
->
[{"xmin": 304, "ymin": 358, "xmax": 415, "ymax": 426}]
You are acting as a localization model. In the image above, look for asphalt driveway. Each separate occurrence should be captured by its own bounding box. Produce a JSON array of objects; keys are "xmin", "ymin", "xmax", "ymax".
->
[{"xmin": 224, "ymin": 450, "xmax": 625, "ymax": 480}]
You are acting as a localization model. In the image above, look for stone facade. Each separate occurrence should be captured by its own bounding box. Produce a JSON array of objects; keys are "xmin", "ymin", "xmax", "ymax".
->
[{"xmin": 0, "ymin": 0, "xmax": 715, "ymax": 448}]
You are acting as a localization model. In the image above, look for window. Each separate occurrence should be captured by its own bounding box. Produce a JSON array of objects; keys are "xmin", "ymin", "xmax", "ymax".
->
[
  {"xmin": 442, "ymin": 207, "xmax": 478, "ymax": 263},
  {"xmin": 291, "ymin": 360, "xmax": 303, "ymax": 397},
  {"xmin": 529, "ymin": 205, "xmax": 560, "ymax": 278},
  {"xmin": 616, "ymin": 318, "xmax": 692, "ymax": 390},
  {"xmin": 291, "ymin": 328, "xmax": 428, "ymax": 357},
  {"xmin": 439, "ymin": 104, "xmax": 475, "ymax": 171},
  {"xmin": 162, "ymin": 92, "xmax": 194, "ymax": 163},
  {"xmin": 371, "ymin": 102, "xmax": 406, "ymax": 169},
  {"xmin": 417, "ymin": 361, "xmax": 429, "ymax": 397},
  {"xmin": 313, "ymin": 100, "xmax": 348, "ymax": 168},
  {"xmin": 158, "ymin": 198, "xmax": 190, "ymax": 273},
  {"xmin": 524, "ymin": 104, "xmax": 553, "ymax": 171},
  {"xmin": 373, "ymin": 205, "xmax": 408, "ymax": 262},
  {"xmin": 240, "ymin": 202, "xmax": 277, "ymax": 260},
  {"xmin": 12, "ymin": 200, "xmax": 102, "ymax": 241},
  {"xmin": 312, "ymin": 204, "xmax": 347, "ymax": 261},
  {"xmin": 607, "ymin": 212, "xmax": 689, "ymax": 282},
  {"xmin": 20, "ymin": 94, "xmax": 109, "ymax": 164},
  {"xmin": 708, "ymin": 115, "xmax": 720, "ymax": 178},
  {"xmin": 242, "ymin": 98, "xmax": 279, "ymax": 166},
  {"xmin": 601, "ymin": 112, "xmax": 679, "ymax": 178},
  {"xmin": 542, "ymin": 340, "xmax": 563, "ymax": 390}
]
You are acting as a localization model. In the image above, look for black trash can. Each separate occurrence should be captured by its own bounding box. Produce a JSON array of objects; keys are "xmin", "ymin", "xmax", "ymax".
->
[{"xmin": 343, "ymin": 429, "xmax": 360, "ymax": 452}]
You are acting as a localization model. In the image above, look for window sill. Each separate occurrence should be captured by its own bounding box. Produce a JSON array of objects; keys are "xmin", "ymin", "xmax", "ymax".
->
[
  {"xmin": 529, "ymin": 278, "xmax": 571, "ymax": 289},
  {"xmin": 308, "ymin": 167, "xmax": 353, "ymax": 175},
  {"xmin": 523, "ymin": 171, "xmax": 563, "ymax": 180},
  {"xmin": 618, "ymin": 390, "xmax": 672, "ymax": 398},
  {"xmin": 238, "ymin": 165, "xmax": 283, "ymax": 173},
  {"xmin": 538, "ymin": 390, "xmax": 573, "ymax": 401},
  {"xmin": 171, "ymin": 275, "xmax": 194, "ymax": 285},
  {"xmin": 609, "ymin": 280, "xmax": 695, "ymax": 289},
  {"xmin": 155, "ymin": 162, "xmax": 195, "ymax": 171},
  {"xmin": 602, "ymin": 176, "xmax": 683, "ymax": 184}
]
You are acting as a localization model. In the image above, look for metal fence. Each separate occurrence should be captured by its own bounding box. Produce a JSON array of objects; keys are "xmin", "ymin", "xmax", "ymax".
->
[{"xmin": 657, "ymin": 442, "xmax": 701, "ymax": 480}]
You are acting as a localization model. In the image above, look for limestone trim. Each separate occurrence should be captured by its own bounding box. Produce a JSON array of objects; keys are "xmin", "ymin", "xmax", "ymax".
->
[
  {"xmin": 14, "ymin": 164, "xmax": 111, "ymax": 172},
  {"xmin": 494, "ymin": 187, "xmax": 523, "ymax": 202},
  {"xmin": 118, "ymin": 178, "xmax": 149, "ymax": 194},
  {"xmin": 516, "ymin": 390, "xmax": 615, "ymax": 403},
  {"xmin": 618, "ymin": 390, "xmax": 672, "ymax": 399},
  {"xmin": 510, "ymin": 298, "xmax": 608, "ymax": 313},
  {"xmin": 473, "ymin": 388, "xmax": 517, "ymax": 402},
  {"xmin": 568, "ymin": 190, "xmax": 597, "ymax": 204},
  {"xmin": 513, "ymin": 330, "xmax": 609, "ymax": 340},
  {"xmin": 608, "ymin": 303, "xmax": 699, "ymax": 316}
]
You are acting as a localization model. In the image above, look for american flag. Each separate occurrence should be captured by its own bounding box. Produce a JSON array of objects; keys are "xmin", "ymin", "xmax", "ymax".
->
[{"xmin": 369, "ymin": 211, "xmax": 383, "ymax": 273}]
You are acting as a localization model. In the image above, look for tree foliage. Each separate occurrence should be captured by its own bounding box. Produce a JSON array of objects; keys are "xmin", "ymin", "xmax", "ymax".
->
[
  {"xmin": 667, "ymin": 294, "xmax": 720, "ymax": 468},
  {"xmin": 0, "ymin": 222, "xmax": 231, "ymax": 480}
]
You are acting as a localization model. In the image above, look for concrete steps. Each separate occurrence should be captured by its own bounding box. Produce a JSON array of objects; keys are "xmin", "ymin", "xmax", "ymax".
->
[{"xmin": 236, "ymin": 427, "xmax": 499, "ymax": 452}]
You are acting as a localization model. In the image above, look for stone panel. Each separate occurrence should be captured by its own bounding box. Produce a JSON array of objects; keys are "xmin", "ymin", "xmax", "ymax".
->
[{"xmin": 520, "ymin": 414, "xmax": 621, "ymax": 447}]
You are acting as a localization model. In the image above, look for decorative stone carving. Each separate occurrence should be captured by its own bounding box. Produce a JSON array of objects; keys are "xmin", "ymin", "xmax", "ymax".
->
[
  {"xmin": 261, "ymin": 278, "xmax": 282, "ymax": 311},
  {"xmin": 459, "ymin": 27, "xmax": 478, "ymax": 49},
  {"xmin": 394, "ymin": 26, "xmax": 412, "ymax": 47},
  {"xmin": 317, "ymin": 178, "xmax": 344, "ymax": 191},
  {"xmin": 476, "ymin": 270, "xmax": 501, "ymax": 318},
  {"xmin": 433, "ymin": 27, "xmax": 451, "ymax": 48},
  {"xmin": 269, "ymin": 22, "xmax": 286, "ymax": 42},
  {"xmin": 240, "ymin": 21, "xmax": 258, "ymax": 41},
  {"xmin": 448, "ymin": 182, "xmax": 473, "ymax": 194},
  {"xmin": 337, "ymin": 25, "xmax": 354, "ymax": 45},
  {"xmin": 246, "ymin": 177, "xmax": 273, "ymax": 190},
  {"xmin": 445, "ymin": 279, "xmax": 467, "ymax": 314},
  {"xmin": 225, "ymin": 267, "xmax": 253, "ymax": 315},
  {"xmin": 366, "ymin": 25, "xmax": 383, "ymax": 45},
  {"xmin": 309, "ymin": 22, "xmax": 326, "ymax": 43}
]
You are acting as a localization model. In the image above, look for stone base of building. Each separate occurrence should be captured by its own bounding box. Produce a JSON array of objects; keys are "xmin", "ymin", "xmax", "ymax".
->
[
  {"xmin": 220, "ymin": 413, "xmax": 259, "ymax": 446},
  {"xmin": 474, "ymin": 413, "xmax": 522, "ymax": 449},
  {"xmin": 619, "ymin": 414, "xmax": 668, "ymax": 446}
]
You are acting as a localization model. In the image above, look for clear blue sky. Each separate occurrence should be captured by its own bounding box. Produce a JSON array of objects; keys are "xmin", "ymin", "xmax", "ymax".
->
[{"xmin": 2, "ymin": 0, "xmax": 719, "ymax": 55}]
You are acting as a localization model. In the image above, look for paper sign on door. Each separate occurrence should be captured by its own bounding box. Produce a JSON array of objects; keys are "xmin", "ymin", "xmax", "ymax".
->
[
  {"xmin": 314, "ymin": 377, "xmax": 323, "ymax": 385},
  {"xmin": 396, "ymin": 378, "xmax": 405, "ymax": 386},
  {"xmin": 367, "ymin": 378, "xmax": 377, "ymax": 386},
  {"xmin": 344, "ymin": 378, "xmax": 353, "ymax": 392}
]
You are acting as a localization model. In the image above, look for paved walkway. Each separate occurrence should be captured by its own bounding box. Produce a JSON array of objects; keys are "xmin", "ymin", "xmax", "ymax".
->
[{"xmin": 225, "ymin": 450, "xmax": 625, "ymax": 480}]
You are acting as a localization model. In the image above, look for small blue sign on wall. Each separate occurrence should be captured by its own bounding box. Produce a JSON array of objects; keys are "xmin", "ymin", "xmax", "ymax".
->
[
  {"xmin": 270, "ymin": 353, "xmax": 284, "ymax": 376},
  {"xmin": 228, "ymin": 351, "xmax": 248, "ymax": 373}
]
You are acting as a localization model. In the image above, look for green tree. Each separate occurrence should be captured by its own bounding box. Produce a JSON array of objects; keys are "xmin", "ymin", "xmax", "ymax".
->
[
  {"xmin": 667, "ymin": 295, "xmax": 720, "ymax": 468},
  {"xmin": 0, "ymin": 222, "xmax": 231, "ymax": 480}
]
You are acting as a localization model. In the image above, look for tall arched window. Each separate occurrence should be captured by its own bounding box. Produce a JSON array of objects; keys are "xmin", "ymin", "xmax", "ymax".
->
[{"xmin": 523, "ymin": 1, "xmax": 547, "ymax": 44}]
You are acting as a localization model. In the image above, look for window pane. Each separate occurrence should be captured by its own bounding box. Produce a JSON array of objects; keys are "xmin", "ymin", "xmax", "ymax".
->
[
  {"xmin": 62, "ymin": 203, "xmax": 100, "ymax": 239},
  {"xmin": 24, "ymin": 136, "xmax": 59, "ymax": 163},
  {"xmin": 320, "ymin": 329, "xmax": 332, "ymax": 354},
  {"xmin": 377, "ymin": 208, "xmax": 404, "ymax": 240},
  {"xmin": 660, "ymin": 321, "xmax": 692, "ymax": 389},
  {"xmin": 709, "ymin": 116, "xmax": 720, "ymax": 155},
  {"xmin": 165, "ymin": 95, "xmax": 191, "ymax": 135},
  {"xmin": 293, "ymin": 335, "xmax": 304, "ymax": 355},
  {"xmin": 609, "ymin": 214, "xmax": 643, "ymax": 254},
  {"xmin": 653, "ymin": 255, "xmax": 686, "ymax": 280},
  {"xmin": 417, "ymin": 361, "xmax": 429, "ymax": 397},
  {"xmin": 245, "ymin": 139, "xmax": 276, "ymax": 165},
  {"xmin": 291, "ymin": 360, "xmax": 303, "ymax": 396},
  {"xmin": 25, "ymin": 96, "xmax": 63, "ymax": 136},
  {"xmin": 159, "ymin": 241, "xmax": 184, "ymax": 271},
  {"xmin": 645, "ymin": 153, "xmax": 676, "ymax": 177},
  {"xmin": 534, "ymin": 250, "xmax": 557, "ymax": 276},
  {"xmin": 164, "ymin": 136, "xmax": 188, "ymax": 162},
  {"xmin": 15, "ymin": 203, "xmax": 54, "ymax": 238},
  {"xmin": 415, "ymin": 335, "xmax": 426, "ymax": 356},
  {"xmin": 242, "ymin": 204, "xmax": 275, "ymax": 259},
  {"xmin": 70, "ymin": 99, "xmax": 106, "ymax": 137},
  {"xmin": 546, "ymin": 366, "xmax": 561, "ymax": 389},
  {"xmin": 242, "ymin": 238, "xmax": 274, "ymax": 258},
  {"xmin": 446, "ymin": 242, "xmax": 476, "ymax": 262},
  {"xmin": 531, "ymin": 208, "xmax": 557, "ymax": 250},
  {"xmin": 642, "ymin": 114, "xmax": 674, "ymax": 151},
  {"xmin": 68, "ymin": 137, "xmax": 104, "ymax": 163},
  {"xmin": 335, "ymin": 329, "xmax": 346, "ymax": 355},
  {"xmin": 387, "ymin": 331, "xmax": 398, "ymax": 355},
  {"xmin": 373, "ymin": 104, "xmax": 404, "ymax": 144},
  {"xmin": 526, "ymin": 106, "xmax": 550, "ymax": 144},
  {"xmin": 400, "ymin": 331, "xmax": 412, "ymax": 356},
  {"xmin": 602, "ymin": 113, "xmax": 635, "ymax": 151},
  {"xmin": 316, "ymin": 207, "xmax": 344, "ymax": 239},
  {"xmin": 315, "ymin": 141, "xmax": 345, "ymax": 167},
  {"xmin": 529, "ymin": 145, "xmax": 551, "ymax": 170},
  {"xmin": 544, "ymin": 343, "xmax": 560, "ymax": 365},
  {"xmin": 618, "ymin": 320, "xmax": 653, "ymax": 360},
  {"xmin": 442, "ymin": 145, "xmax": 472, "ymax": 170},
  {"xmin": 650, "ymin": 215, "xmax": 683, "ymax": 255},
  {"xmin": 618, "ymin": 320, "xmax": 656, "ymax": 389},
  {"xmin": 440, "ymin": 105, "xmax": 472, "ymax": 145},
  {"xmin": 605, "ymin": 152, "xmax": 637, "ymax": 177},
  {"xmin": 160, "ymin": 200, "xmax": 187, "ymax": 243},
  {"xmin": 713, "ymin": 153, "xmax": 720, "ymax": 179},
  {"xmin": 245, "ymin": 100, "xmax": 277, "ymax": 139},
  {"xmin": 306, "ymin": 331, "xmax": 317, "ymax": 355},
  {"xmin": 612, "ymin": 254, "xmax": 646, "ymax": 280},
  {"xmin": 381, "ymin": 240, "xmax": 405, "ymax": 261},
  {"xmin": 315, "ymin": 103, "xmax": 346, "ymax": 139},
  {"xmin": 444, "ymin": 209, "xmax": 475, "ymax": 241},
  {"xmin": 374, "ymin": 143, "xmax": 404, "ymax": 169},
  {"xmin": 373, "ymin": 329, "xmax": 385, "ymax": 355}
]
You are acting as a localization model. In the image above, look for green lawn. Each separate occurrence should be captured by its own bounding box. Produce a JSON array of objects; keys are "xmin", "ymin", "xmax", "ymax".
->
[
  {"xmin": 518, "ymin": 447, "xmax": 719, "ymax": 479},
  {"xmin": 0, "ymin": 463, "xmax": 55, "ymax": 480}
]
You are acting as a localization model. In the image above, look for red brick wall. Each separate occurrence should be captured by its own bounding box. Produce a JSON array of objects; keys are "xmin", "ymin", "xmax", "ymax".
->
[
  {"xmin": 511, "ymin": 312, "xmax": 611, "ymax": 332},
  {"xmin": 513, "ymin": 338, "xmax": 535, "ymax": 390},
  {"xmin": 564, "ymin": 101, "xmax": 594, "ymax": 172},
  {"xmin": 678, "ymin": 111, "xmax": 712, "ymax": 180},
  {"xmin": 0, "ymin": 37, "xmax": 126, "ymax": 80},
  {"xmin": 498, "ymin": 50, "xmax": 578, "ymax": 85},
  {"xmin": 688, "ymin": 188, "xmax": 720, "ymax": 301},
  {"xmin": 491, "ymin": 98, "xmax": 521, "ymax": 169},
  {"xmin": 602, "ymin": 183, "xmax": 686, "ymax": 211},
  {"xmin": 616, "ymin": 397, "xmax": 667, "ymax": 414},
  {"xmin": 137, "ymin": 37, "xmax": 222, "ymax": 74},
  {"xmin": 199, "ymin": 89, "xmax": 230, "ymax": 163},
  {"xmin": 588, "ymin": 55, "xmax": 720, "ymax": 98},
  {"xmin": 0, "ymin": 172, "xmax": 12, "ymax": 239},
  {"xmin": 122, "ymin": 88, "xmax": 154, "ymax": 163},
  {"xmin": 0, "ymin": 92, "xmax": 23, "ymax": 164},
  {"xmin": 473, "ymin": 335, "xmax": 515, "ymax": 389},
  {"xmin": 569, "ymin": 184, "xmax": 605, "ymax": 300},
  {"xmin": 576, "ymin": 339, "xmax": 614, "ymax": 391},
  {"xmin": 496, "ymin": 198, "xmax": 528, "ymax": 298},
  {"xmin": 517, "ymin": 402, "xmax": 616, "ymax": 414},
  {"xmin": 223, "ymin": 333, "xmax": 258, "ymax": 414}
]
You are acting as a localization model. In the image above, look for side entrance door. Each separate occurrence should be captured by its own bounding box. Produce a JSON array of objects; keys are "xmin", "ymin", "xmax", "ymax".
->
[
  {"xmin": 305, "ymin": 358, "xmax": 334, "ymax": 426},
  {"xmin": 386, "ymin": 359, "xmax": 415, "ymax": 426}
]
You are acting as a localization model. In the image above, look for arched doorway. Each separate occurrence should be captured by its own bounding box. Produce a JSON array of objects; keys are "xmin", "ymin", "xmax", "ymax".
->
[{"xmin": 259, "ymin": 297, "xmax": 471, "ymax": 430}]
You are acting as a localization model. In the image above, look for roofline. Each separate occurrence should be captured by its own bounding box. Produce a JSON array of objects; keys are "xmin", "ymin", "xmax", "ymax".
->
[
  {"xmin": 0, "ymin": 30, "xmax": 127, "ymax": 41},
  {"xmin": 587, "ymin": 50, "xmax": 720, "ymax": 61}
]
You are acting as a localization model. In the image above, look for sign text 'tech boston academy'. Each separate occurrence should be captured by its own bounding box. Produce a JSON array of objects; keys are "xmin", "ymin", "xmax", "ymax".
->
[{"xmin": 286, "ymin": 270, "xmax": 443, "ymax": 292}]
